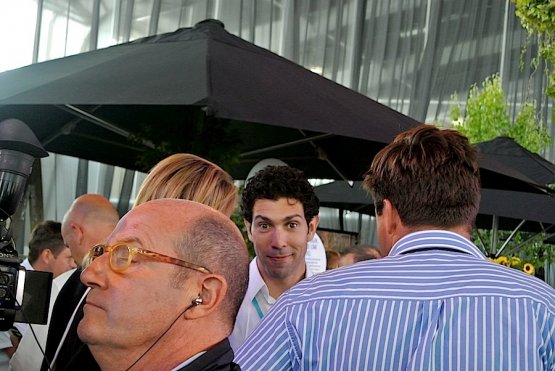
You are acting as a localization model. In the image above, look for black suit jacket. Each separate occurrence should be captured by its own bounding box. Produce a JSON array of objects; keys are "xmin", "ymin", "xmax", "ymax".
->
[
  {"xmin": 178, "ymin": 338, "xmax": 240, "ymax": 371},
  {"xmin": 63, "ymin": 337, "xmax": 238, "ymax": 370},
  {"xmin": 41, "ymin": 268, "xmax": 97, "ymax": 371},
  {"xmin": 42, "ymin": 269, "xmax": 237, "ymax": 371}
]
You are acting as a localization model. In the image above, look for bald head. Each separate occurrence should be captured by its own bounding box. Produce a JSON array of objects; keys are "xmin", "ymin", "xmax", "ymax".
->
[
  {"xmin": 79, "ymin": 199, "xmax": 249, "ymax": 368},
  {"xmin": 117, "ymin": 199, "xmax": 249, "ymax": 327},
  {"xmin": 62, "ymin": 194, "xmax": 119, "ymax": 265}
]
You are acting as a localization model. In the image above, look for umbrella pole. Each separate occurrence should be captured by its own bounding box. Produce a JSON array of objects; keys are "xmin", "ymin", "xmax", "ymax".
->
[
  {"xmin": 494, "ymin": 219, "xmax": 527, "ymax": 257},
  {"xmin": 59, "ymin": 104, "xmax": 155, "ymax": 148},
  {"xmin": 502, "ymin": 226, "xmax": 555, "ymax": 257},
  {"xmin": 490, "ymin": 215, "xmax": 499, "ymax": 256},
  {"xmin": 474, "ymin": 229, "xmax": 488, "ymax": 254},
  {"xmin": 239, "ymin": 133, "xmax": 334, "ymax": 156}
]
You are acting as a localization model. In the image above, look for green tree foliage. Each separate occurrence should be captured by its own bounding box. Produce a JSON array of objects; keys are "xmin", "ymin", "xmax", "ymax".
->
[
  {"xmin": 230, "ymin": 188, "xmax": 256, "ymax": 259},
  {"xmin": 449, "ymin": 73, "xmax": 554, "ymax": 271},
  {"xmin": 512, "ymin": 101, "xmax": 552, "ymax": 152},
  {"xmin": 450, "ymin": 74, "xmax": 550, "ymax": 152},
  {"xmin": 514, "ymin": 0, "xmax": 555, "ymax": 97}
]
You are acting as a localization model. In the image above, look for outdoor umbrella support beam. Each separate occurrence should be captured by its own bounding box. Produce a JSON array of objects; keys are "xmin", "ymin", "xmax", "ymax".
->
[
  {"xmin": 301, "ymin": 129, "xmax": 352, "ymax": 185},
  {"xmin": 474, "ymin": 230, "xmax": 488, "ymax": 254},
  {"xmin": 58, "ymin": 104, "xmax": 155, "ymax": 149},
  {"xmin": 501, "ymin": 225, "xmax": 555, "ymax": 257},
  {"xmin": 494, "ymin": 218, "xmax": 527, "ymax": 257},
  {"xmin": 490, "ymin": 216, "xmax": 499, "ymax": 255},
  {"xmin": 239, "ymin": 131, "xmax": 352, "ymax": 183},
  {"xmin": 239, "ymin": 133, "xmax": 334, "ymax": 156}
]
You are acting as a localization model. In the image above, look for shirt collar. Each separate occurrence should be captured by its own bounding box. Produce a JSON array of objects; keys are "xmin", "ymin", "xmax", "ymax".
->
[
  {"xmin": 248, "ymin": 256, "xmax": 314, "ymax": 301},
  {"xmin": 389, "ymin": 230, "xmax": 486, "ymax": 259},
  {"xmin": 170, "ymin": 351, "xmax": 206, "ymax": 370}
]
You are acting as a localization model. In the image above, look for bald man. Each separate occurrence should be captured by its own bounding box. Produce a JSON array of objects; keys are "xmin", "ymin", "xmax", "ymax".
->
[
  {"xmin": 40, "ymin": 195, "xmax": 118, "ymax": 370},
  {"xmin": 78, "ymin": 199, "xmax": 249, "ymax": 370},
  {"xmin": 12, "ymin": 195, "xmax": 119, "ymax": 371},
  {"xmin": 60, "ymin": 194, "xmax": 120, "ymax": 267}
]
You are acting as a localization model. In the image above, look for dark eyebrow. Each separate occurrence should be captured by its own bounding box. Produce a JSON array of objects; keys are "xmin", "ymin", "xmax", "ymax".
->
[
  {"xmin": 283, "ymin": 215, "xmax": 303, "ymax": 221},
  {"xmin": 253, "ymin": 214, "xmax": 304, "ymax": 223}
]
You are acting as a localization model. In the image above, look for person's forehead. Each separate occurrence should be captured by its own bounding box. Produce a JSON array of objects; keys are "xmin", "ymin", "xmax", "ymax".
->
[
  {"xmin": 252, "ymin": 197, "xmax": 305, "ymax": 215},
  {"xmin": 109, "ymin": 210, "xmax": 167, "ymax": 245},
  {"xmin": 109, "ymin": 204, "xmax": 197, "ymax": 249},
  {"xmin": 62, "ymin": 250, "xmax": 74, "ymax": 258}
]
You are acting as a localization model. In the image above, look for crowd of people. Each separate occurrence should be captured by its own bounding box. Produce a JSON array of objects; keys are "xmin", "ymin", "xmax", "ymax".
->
[{"xmin": 3, "ymin": 124, "xmax": 554, "ymax": 370}]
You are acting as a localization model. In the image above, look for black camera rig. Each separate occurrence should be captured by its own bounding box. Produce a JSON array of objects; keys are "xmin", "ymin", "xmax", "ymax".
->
[{"xmin": 0, "ymin": 118, "xmax": 52, "ymax": 330}]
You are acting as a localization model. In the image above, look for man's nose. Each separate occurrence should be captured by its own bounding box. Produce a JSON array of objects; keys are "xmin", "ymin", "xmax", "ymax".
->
[
  {"xmin": 80, "ymin": 253, "xmax": 108, "ymax": 288},
  {"xmin": 271, "ymin": 227, "xmax": 287, "ymax": 248}
]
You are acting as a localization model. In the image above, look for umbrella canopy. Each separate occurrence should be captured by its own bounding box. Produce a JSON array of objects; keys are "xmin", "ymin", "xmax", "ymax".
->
[
  {"xmin": 0, "ymin": 19, "xmax": 551, "ymax": 191},
  {"xmin": 0, "ymin": 19, "xmax": 420, "ymax": 180},
  {"xmin": 315, "ymin": 181, "xmax": 555, "ymax": 233},
  {"xmin": 476, "ymin": 137, "xmax": 555, "ymax": 186}
]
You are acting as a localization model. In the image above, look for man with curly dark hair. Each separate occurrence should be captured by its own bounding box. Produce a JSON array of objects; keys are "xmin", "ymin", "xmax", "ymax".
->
[{"xmin": 229, "ymin": 165, "xmax": 320, "ymax": 351}]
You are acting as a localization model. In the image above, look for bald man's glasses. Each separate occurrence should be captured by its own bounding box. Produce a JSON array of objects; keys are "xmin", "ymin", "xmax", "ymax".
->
[{"xmin": 85, "ymin": 243, "xmax": 211, "ymax": 274}]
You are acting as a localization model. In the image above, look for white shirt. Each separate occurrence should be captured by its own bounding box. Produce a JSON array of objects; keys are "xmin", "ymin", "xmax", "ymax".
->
[
  {"xmin": 19, "ymin": 259, "xmax": 33, "ymax": 272},
  {"xmin": 0, "ymin": 331, "xmax": 12, "ymax": 371},
  {"xmin": 170, "ymin": 351, "xmax": 206, "ymax": 370},
  {"xmin": 13, "ymin": 259, "xmax": 35, "ymax": 336},
  {"xmin": 9, "ymin": 268, "xmax": 75, "ymax": 371},
  {"xmin": 305, "ymin": 233, "xmax": 326, "ymax": 274},
  {"xmin": 228, "ymin": 257, "xmax": 313, "ymax": 351}
]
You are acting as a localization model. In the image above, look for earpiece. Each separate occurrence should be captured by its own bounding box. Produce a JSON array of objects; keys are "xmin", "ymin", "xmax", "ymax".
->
[{"xmin": 192, "ymin": 296, "xmax": 203, "ymax": 306}]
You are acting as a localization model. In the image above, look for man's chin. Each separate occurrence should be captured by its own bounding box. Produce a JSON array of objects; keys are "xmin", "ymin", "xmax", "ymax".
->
[{"xmin": 77, "ymin": 320, "xmax": 100, "ymax": 346}]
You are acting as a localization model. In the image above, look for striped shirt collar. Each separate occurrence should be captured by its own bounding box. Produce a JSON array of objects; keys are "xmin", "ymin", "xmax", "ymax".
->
[{"xmin": 388, "ymin": 230, "xmax": 486, "ymax": 259}]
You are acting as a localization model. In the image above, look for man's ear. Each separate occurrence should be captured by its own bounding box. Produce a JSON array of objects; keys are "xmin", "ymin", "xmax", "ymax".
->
[
  {"xmin": 382, "ymin": 199, "xmax": 403, "ymax": 240},
  {"xmin": 244, "ymin": 219, "xmax": 254, "ymax": 242},
  {"xmin": 39, "ymin": 249, "xmax": 53, "ymax": 265},
  {"xmin": 381, "ymin": 199, "xmax": 397, "ymax": 233},
  {"xmin": 184, "ymin": 275, "xmax": 227, "ymax": 320},
  {"xmin": 72, "ymin": 223, "xmax": 84, "ymax": 245},
  {"xmin": 307, "ymin": 215, "xmax": 320, "ymax": 241}
]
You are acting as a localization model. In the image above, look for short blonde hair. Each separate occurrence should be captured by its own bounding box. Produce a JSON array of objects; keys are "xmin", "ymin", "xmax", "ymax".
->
[{"xmin": 134, "ymin": 153, "xmax": 237, "ymax": 216}]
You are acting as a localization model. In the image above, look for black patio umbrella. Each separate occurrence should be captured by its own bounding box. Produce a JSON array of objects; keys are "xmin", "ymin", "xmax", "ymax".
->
[
  {"xmin": 314, "ymin": 181, "xmax": 555, "ymax": 233},
  {"xmin": 0, "ymin": 19, "xmax": 421, "ymax": 181},
  {"xmin": 315, "ymin": 138, "xmax": 555, "ymax": 257},
  {"xmin": 476, "ymin": 136, "xmax": 555, "ymax": 186}
]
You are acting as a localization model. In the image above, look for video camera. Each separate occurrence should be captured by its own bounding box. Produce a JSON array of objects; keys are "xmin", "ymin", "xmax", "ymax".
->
[{"xmin": 0, "ymin": 118, "xmax": 52, "ymax": 331}]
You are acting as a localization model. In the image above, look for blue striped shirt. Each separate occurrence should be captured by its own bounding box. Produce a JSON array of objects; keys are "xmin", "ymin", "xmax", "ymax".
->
[{"xmin": 235, "ymin": 230, "xmax": 555, "ymax": 370}]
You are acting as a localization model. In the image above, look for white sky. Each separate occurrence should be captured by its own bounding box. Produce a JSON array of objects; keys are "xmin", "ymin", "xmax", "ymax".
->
[{"xmin": 0, "ymin": 0, "xmax": 37, "ymax": 72}]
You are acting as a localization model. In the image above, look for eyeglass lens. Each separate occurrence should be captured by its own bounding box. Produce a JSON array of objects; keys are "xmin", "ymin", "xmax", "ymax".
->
[{"xmin": 111, "ymin": 245, "xmax": 131, "ymax": 270}]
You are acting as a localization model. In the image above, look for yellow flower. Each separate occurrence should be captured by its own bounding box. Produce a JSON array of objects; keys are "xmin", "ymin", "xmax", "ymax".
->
[
  {"xmin": 510, "ymin": 256, "xmax": 522, "ymax": 267},
  {"xmin": 523, "ymin": 263, "xmax": 535, "ymax": 276},
  {"xmin": 496, "ymin": 256, "xmax": 511, "ymax": 267}
]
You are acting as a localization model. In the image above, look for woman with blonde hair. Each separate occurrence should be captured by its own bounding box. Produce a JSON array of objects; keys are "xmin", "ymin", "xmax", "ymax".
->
[{"xmin": 135, "ymin": 153, "xmax": 238, "ymax": 216}]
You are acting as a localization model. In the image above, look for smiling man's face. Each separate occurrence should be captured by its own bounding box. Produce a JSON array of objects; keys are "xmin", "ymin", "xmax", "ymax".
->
[{"xmin": 246, "ymin": 198, "xmax": 318, "ymax": 285}]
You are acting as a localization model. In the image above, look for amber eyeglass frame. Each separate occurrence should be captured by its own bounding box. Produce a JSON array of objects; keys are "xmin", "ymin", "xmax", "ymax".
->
[{"xmin": 85, "ymin": 243, "xmax": 211, "ymax": 274}]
